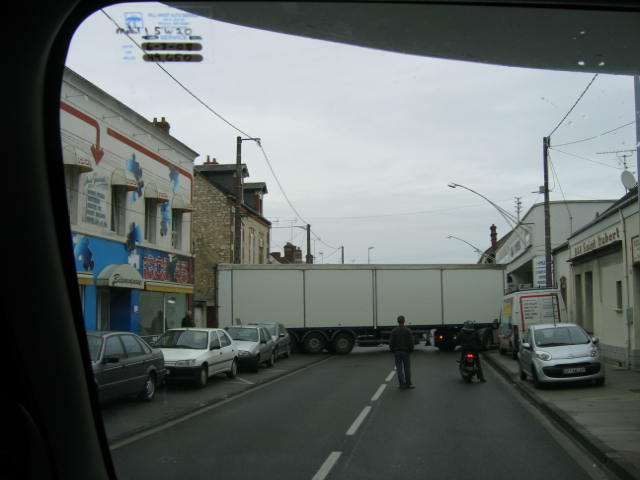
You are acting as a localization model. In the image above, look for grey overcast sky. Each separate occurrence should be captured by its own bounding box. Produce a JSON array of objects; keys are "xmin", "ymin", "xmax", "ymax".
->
[{"xmin": 64, "ymin": 2, "xmax": 638, "ymax": 264}]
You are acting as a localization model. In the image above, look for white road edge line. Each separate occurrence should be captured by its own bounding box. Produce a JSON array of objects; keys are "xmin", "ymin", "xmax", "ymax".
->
[
  {"xmin": 312, "ymin": 451, "xmax": 342, "ymax": 480},
  {"xmin": 346, "ymin": 406, "xmax": 372, "ymax": 436},
  {"xmin": 385, "ymin": 370, "xmax": 396, "ymax": 382},
  {"xmin": 371, "ymin": 384, "xmax": 386, "ymax": 402}
]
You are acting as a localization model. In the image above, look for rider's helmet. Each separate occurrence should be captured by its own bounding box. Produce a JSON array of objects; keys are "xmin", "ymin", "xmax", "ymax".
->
[{"xmin": 463, "ymin": 320, "xmax": 475, "ymax": 329}]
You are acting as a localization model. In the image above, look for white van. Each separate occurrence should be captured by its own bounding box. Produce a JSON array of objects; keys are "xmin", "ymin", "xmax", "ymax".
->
[{"xmin": 497, "ymin": 288, "xmax": 567, "ymax": 359}]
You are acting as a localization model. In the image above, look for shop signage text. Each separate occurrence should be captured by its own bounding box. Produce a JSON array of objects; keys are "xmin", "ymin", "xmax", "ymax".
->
[{"xmin": 572, "ymin": 225, "xmax": 621, "ymax": 258}]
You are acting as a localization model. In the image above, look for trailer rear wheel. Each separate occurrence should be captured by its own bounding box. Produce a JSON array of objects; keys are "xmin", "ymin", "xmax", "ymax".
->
[
  {"xmin": 303, "ymin": 333, "xmax": 326, "ymax": 354},
  {"xmin": 332, "ymin": 333, "xmax": 355, "ymax": 354}
]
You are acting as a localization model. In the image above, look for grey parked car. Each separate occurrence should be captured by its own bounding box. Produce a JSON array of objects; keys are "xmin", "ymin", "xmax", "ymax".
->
[
  {"xmin": 518, "ymin": 323, "xmax": 604, "ymax": 388},
  {"xmin": 226, "ymin": 325, "xmax": 276, "ymax": 372},
  {"xmin": 251, "ymin": 322, "xmax": 291, "ymax": 359},
  {"xmin": 87, "ymin": 331, "xmax": 167, "ymax": 403}
]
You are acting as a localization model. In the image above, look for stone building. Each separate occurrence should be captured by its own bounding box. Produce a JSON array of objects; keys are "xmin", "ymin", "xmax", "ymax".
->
[{"xmin": 192, "ymin": 157, "xmax": 270, "ymax": 326}]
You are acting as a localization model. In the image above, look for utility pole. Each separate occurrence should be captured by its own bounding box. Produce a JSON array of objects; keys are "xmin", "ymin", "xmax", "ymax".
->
[
  {"xmin": 234, "ymin": 136, "xmax": 243, "ymax": 264},
  {"xmin": 306, "ymin": 224, "xmax": 313, "ymax": 264},
  {"xmin": 341, "ymin": 246, "xmax": 344, "ymax": 264},
  {"xmin": 543, "ymin": 136, "xmax": 553, "ymax": 288}
]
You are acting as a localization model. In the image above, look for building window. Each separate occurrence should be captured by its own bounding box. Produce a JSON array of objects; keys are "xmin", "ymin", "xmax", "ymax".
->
[
  {"xmin": 111, "ymin": 186, "xmax": 126, "ymax": 236},
  {"xmin": 616, "ymin": 281, "xmax": 623, "ymax": 311},
  {"xmin": 259, "ymin": 236, "xmax": 264, "ymax": 264},
  {"xmin": 64, "ymin": 166, "xmax": 80, "ymax": 225},
  {"xmin": 145, "ymin": 198, "xmax": 158, "ymax": 244},
  {"xmin": 172, "ymin": 211, "xmax": 183, "ymax": 250}
]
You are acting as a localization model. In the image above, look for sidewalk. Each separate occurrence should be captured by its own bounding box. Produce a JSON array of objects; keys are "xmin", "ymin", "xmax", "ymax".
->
[{"xmin": 483, "ymin": 350, "xmax": 640, "ymax": 480}]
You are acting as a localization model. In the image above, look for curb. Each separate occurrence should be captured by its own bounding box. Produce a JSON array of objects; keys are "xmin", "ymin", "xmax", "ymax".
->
[{"xmin": 483, "ymin": 353, "xmax": 639, "ymax": 480}]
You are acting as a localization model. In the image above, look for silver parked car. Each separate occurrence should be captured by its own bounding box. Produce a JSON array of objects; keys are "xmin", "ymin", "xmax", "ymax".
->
[
  {"xmin": 518, "ymin": 323, "xmax": 604, "ymax": 388},
  {"xmin": 250, "ymin": 322, "xmax": 291, "ymax": 359},
  {"xmin": 225, "ymin": 325, "xmax": 276, "ymax": 372}
]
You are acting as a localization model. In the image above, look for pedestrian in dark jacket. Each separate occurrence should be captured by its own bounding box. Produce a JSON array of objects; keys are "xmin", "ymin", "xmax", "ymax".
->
[
  {"xmin": 458, "ymin": 320, "xmax": 486, "ymax": 382},
  {"xmin": 389, "ymin": 315, "xmax": 415, "ymax": 389},
  {"xmin": 181, "ymin": 310, "xmax": 194, "ymax": 327}
]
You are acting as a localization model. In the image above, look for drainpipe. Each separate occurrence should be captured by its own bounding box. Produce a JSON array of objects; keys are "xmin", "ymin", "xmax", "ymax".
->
[{"xmin": 619, "ymin": 209, "xmax": 631, "ymax": 369}]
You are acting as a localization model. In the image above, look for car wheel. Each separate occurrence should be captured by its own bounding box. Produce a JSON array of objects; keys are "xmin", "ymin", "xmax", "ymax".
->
[
  {"xmin": 595, "ymin": 377, "xmax": 605, "ymax": 386},
  {"xmin": 226, "ymin": 359, "xmax": 238, "ymax": 379},
  {"xmin": 138, "ymin": 373, "xmax": 157, "ymax": 402},
  {"xmin": 196, "ymin": 365, "xmax": 208, "ymax": 388},
  {"xmin": 251, "ymin": 357, "xmax": 260, "ymax": 373},
  {"xmin": 283, "ymin": 344, "xmax": 291, "ymax": 358},
  {"xmin": 499, "ymin": 346, "xmax": 506, "ymax": 355},
  {"xmin": 519, "ymin": 364, "xmax": 527, "ymax": 381},
  {"xmin": 267, "ymin": 350, "xmax": 276, "ymax": 367},
  {"xmin": 531, "ymin": 365, "xmax": 542, "ymax": 389}
]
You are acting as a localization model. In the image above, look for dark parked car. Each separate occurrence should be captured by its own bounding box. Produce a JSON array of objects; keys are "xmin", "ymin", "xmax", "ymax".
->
[
  {"xmin": 251, "ymin": 322, "xmax": 292, "ymax": 359},
  {"xmin": 86, "ymin": 331, "xmax": 167, "ymax": 403}
]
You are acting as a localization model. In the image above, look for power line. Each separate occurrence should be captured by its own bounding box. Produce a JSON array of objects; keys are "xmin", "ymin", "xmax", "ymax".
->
[
  {"xmin": 548, "ymin": 74, "xmax": 599, "ymax": 137},
  {"xmin": 99, "ymin": 8, "xmax": 318, "ymax": 239},
  {"xmin": 551, "ymin": 120, "xmax": 635, "ymax": 147},
  {"xmin": 549, "ymin": 147, "xmax": 623, "ymax": 170}
]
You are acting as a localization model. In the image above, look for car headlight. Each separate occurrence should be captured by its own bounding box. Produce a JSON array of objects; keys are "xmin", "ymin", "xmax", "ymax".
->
[
  {"xmin": 175, "ymin": 359, "xmax": 196, "ymax": 367},
  {"xmin": 238, "ymin": 350, "xmax": 251, "ymax": 357},
  {"xmin": 535, "ymin": 351, "xmax": 552, "ymax": 361}
]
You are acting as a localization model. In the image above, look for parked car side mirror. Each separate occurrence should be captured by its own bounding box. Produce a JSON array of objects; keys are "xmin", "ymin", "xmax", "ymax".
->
[
  {"xmin": 592, "ymin": 337, "xmax": 599, "ymax": 345},
  {"xmin": 521, "ymin": 342, "xmax": 532, "ymax": 350},
  {"xmin": 279, "ymin": 333, "xmax": 285, "ymax": 337}
]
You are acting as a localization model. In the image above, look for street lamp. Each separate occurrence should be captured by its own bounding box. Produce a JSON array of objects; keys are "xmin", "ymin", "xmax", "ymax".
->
[
  {"xmin": 367, "ymin": 246, "xmax": 374, "ymax": 264},
  {"xmin": 447, "ymin": 235, "xmax": 495, "ymax": 263}
]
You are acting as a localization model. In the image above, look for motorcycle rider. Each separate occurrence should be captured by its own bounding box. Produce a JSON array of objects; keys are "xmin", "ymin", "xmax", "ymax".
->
[{"xmin": 457, "ymin": 320, "xmax": 486, "ymax": 382}]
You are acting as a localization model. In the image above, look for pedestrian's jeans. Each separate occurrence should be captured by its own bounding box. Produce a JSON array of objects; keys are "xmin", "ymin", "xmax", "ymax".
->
[{"xmin": 394, "ymin": 351, "xmax": 412, "ymax": 386}]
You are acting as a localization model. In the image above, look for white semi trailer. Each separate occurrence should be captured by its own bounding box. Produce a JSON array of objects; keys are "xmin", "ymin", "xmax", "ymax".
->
[{"xmin": 216, "ymin": 264, "xmax": 506, "ymax": 354}]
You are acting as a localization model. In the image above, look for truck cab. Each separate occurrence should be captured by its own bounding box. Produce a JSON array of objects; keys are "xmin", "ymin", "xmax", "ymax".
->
[{"xmin": 497, "ymin": 288, "xmax": 567, "ymax": 359}]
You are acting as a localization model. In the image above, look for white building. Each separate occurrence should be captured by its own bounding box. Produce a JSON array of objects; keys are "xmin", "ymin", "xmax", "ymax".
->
[
  {"xmin": 61, "ymin": 67, "xmax": 198, "ymax": 338},
  {"xmin": 495, "ymin": 200, "xmax": 615, "ymax": 291},
  {"xmin": 566, "ymin": 188, "xmax": 639, "ymax": 368}
]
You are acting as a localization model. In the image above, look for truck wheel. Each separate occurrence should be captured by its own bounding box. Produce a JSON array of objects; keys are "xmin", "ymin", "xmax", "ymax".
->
[
  {"xmin": 332, "ymin": 333, "xmax": 355, "ymax": 354},
  {"xmin": 303, "ymin": 333, "xmax": 326, "ymax": 354}
]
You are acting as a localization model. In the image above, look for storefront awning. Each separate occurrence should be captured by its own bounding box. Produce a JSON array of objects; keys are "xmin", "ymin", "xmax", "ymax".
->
[
  {"xmin": 96, "ymin": 264, "xmax": 144, "ymax": 289},
  {"xmin": 144, "ymin": 182, "xmax": 169, "ymax": 203},
  {"xmin": 62, "ymin": 145, "xmax": 92, "ymax": 172},
  {"xmin": 145, "ymin": 281, "xmax": 194, "ymax": 294},
  {"xmin": 172, "ymin": 194, "xmax": 194, "ymax": 212},
  {"xmin": 77, "ymin": 271, "xmax": 94, "ymax": 285},
  {"xmin": 111, "ymin": 168, "xmax": 139, "ymax": 191}
]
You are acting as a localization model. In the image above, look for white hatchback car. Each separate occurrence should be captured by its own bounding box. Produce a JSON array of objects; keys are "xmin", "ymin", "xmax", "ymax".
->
[
  {"xmin": 518, "ymin": 323, "xmax": 604, "ymax": 388},
  {"xmin": 156, "ymin": 328, "xmax": 238, "ymax": 387}
]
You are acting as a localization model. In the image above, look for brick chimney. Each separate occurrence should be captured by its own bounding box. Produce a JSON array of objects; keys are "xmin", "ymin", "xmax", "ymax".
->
[
  {"xmin": 283, "ymin": 242, "xmax": 296, "ymax": 263},
  {"xmin": 204, "ymin": 155, "xmax": 218, "ymax": 164},
  {"xmin": 490, "ymin": 224, "xmax": 498, "ymax": 249},
  {"xmin": 152, "ymin": 117, "xmax": 170, "ymax": 134}
]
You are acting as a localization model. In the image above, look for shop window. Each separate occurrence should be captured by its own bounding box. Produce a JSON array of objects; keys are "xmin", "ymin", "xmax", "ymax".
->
[
  {"xmin": 64, "ymin": 165, "xmax": 80, "ymax": 225},
  {"xmin": 144, "ymin": 198, "xmax": 158, "ymax": 244},
  {"xmin": 172, "ymin": 211, "xmax": 183, "ymax": 249},
  {"xmin": 111, "ymin": 186, "xmax": 126, "ymax": 236}
]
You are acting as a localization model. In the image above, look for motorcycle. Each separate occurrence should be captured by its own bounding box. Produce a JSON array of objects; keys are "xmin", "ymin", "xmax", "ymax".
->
[{"xmin": 458, "ymin": 351, "xmax": 480, "ymax": 382}]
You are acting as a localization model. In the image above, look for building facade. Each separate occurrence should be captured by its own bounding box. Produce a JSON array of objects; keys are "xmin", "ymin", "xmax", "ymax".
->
[
  {"xmin": 192, "ymin": 157, "xmax": 270, "ymax": 326},
  {"xmin": 61, "ymin": 68, "xmax": 197, "ymax": 340},
  {"xmin": 566, "ymin": 188, "xmax": 639, "ymax": 368},
  {"xmin": 495, "ymin": 200, "xmax": 615, "ymax": 290}
]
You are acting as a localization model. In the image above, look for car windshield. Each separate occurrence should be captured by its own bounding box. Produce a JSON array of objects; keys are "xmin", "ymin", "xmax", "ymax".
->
[
  {"xmin": 534, "ymin": 326, "xmax": 591, "ymax": 347},
  {"xmin": 156, "ymin": 330, "xmax": 208, "ymax": 349},
  {"xmin": 227, "ymin": 327, "xmax": 259, "ymax": 342},
  {"xmin": 86, "ymin": 334, "xmax": 103, "ymax": 362}
]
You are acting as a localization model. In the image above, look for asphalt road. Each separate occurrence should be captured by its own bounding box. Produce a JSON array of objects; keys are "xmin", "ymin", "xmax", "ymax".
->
[{"xmin": 107, "ymin": 346, "xmax": 598, "ymax": 479}]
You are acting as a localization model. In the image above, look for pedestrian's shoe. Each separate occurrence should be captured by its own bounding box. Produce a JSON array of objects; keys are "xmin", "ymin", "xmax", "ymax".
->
[
  {"xmin": 406, "ymin": 384, "xmax": 415, "ymax": 389},
  {"xmin": 480, "ymin": 377, "xmax": 487, "ymax": 383},
  {"xmin": 399, "ymin": 384, "xmax": 407, "ymax": 389}
]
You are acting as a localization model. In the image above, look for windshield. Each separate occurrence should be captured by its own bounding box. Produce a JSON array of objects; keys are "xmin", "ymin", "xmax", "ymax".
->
[
  {"xmin": 226, "ymin": 327, "xmax": 259, "ymax": 342},
  {"xmin": 156, "ymin": 330, "xmax": 208, "ymax": 349},
  {"xmin": 86, "ymin": 334, "xmax": 103, "ymax": 362},
  {"xmin": 534, "ymin": 326, "xmax": 591, "ymax": 347}
]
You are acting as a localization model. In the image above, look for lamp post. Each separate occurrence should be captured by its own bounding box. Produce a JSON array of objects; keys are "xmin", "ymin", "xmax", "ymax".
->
[
  {"xmin": 234, "ymin": 136, "xmax": 261, "ymax": 264},
  {"xmin": 367, "ymin": 246, "xmax": 374, "ymax": 264},
  {"xmin": 447, "ymin": 235, "xmax": 495, "ymax": 263}
]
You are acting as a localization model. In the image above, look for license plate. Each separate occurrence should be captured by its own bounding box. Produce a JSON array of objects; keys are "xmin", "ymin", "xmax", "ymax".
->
[{"xmin": 563, "ymin": 367, "xmax": 586, "ymax": 374}]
